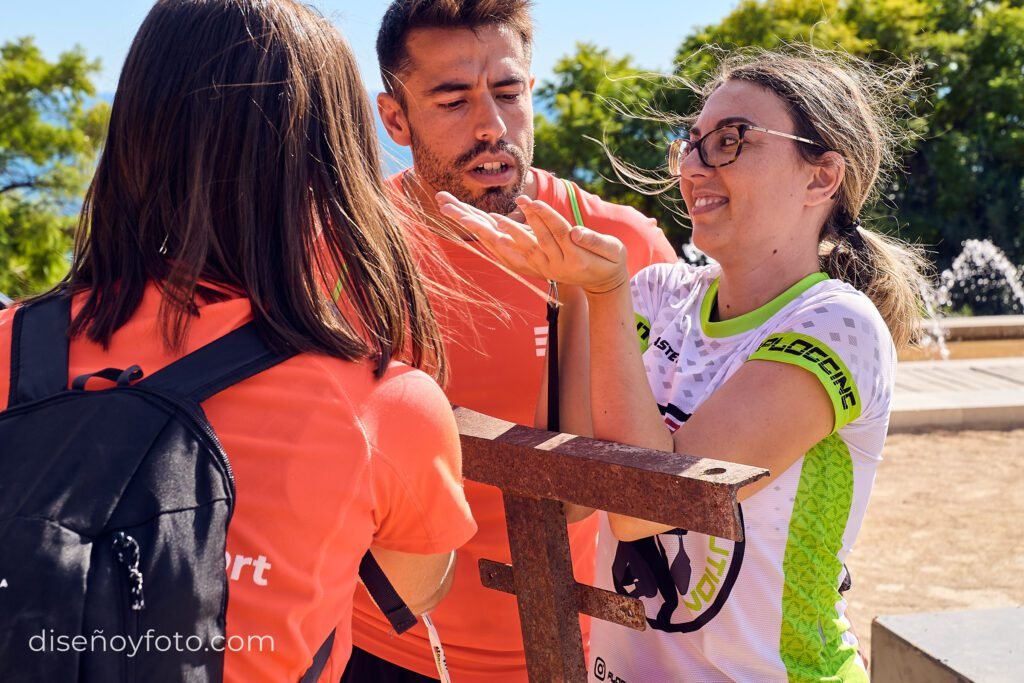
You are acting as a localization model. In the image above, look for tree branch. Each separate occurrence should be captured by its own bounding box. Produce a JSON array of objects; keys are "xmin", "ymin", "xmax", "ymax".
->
[{"xmin": 0, "ymin": 181, "xmax": 40, "ymax": 195}]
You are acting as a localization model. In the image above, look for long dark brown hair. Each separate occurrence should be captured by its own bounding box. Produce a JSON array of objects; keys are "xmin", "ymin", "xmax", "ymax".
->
[{"xmin": 61, "ymin": 0, "xmax": 445, "ymax": 379}]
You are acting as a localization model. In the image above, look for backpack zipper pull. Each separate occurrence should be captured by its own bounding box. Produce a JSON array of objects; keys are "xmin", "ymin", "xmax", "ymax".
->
[{"xmin": 113, "ymin": 532, "xmax": 146, "ymax": 610}]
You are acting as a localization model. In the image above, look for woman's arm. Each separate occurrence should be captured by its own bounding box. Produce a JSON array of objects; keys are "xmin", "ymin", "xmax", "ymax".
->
[
  {"xmin": 672, "ymin": 359, "xmax": 834, "ymax": 490},
  {"xmin": 585, "ymin": 280, "xmax": 673, "ymax": 452},
  {"xmin": 606, "ymin": 358, "xmax": 834, "ymax": 541},
  {"xmin": 369, "ymin": 547, "xmax": 456, "ymax": 615}
]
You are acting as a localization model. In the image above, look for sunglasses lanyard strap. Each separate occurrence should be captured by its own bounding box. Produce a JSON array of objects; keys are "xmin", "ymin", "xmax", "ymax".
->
[
  {"xmin": 548, "ymin": 179, "xmax": 586, "ymax": 433},
  {"xmin": 546, "ymin": 280, "xmax": 560, "ymax": 432}
]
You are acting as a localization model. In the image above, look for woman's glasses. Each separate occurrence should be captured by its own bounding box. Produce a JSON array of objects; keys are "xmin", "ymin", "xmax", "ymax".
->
[{"xmin": 667, "ymin": 124, "xmax": 827, "ymax": 175}]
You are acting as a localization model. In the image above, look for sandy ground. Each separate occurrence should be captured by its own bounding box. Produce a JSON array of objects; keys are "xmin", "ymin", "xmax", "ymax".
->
[{"xmin": 844, "ymin": 428, "xmax": 1024, "ymax": 659}]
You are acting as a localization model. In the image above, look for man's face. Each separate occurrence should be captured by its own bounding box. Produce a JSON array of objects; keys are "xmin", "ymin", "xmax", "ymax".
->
[{"xmin": 380, "ymin": 25, "xmax": 535, "ymax": 214}]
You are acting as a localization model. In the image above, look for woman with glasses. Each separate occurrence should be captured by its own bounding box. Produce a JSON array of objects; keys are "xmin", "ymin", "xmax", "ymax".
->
[{"xmin": 438, "ymin": 48, "xmax": 929, "ymax": 681}]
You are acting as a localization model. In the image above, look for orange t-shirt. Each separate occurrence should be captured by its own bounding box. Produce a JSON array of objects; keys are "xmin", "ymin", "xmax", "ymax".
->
[
  {"xmin": 0, "ymin": 285, "xmax": 477, "ymax": 683},
  {"xmin": 350, "ymin": 168, "xmax": 677, "ymax": 681}
]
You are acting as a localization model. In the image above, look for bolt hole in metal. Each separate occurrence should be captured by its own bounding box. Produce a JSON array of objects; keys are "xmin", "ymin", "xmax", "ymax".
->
[{"xmin": 703, "ymin": 467, "xmax": 727, "ymax": 475}]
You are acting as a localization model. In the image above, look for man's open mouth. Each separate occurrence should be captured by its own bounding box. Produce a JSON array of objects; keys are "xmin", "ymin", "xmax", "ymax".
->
[{"xmin": 473, "ymin": 161, "xmax": 510, "ymax": 175}]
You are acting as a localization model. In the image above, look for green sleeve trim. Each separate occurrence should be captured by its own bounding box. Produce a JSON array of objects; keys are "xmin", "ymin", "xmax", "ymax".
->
[
  {"xmin": 635, "ymin": 313, "xmax": 651, "ymax": 353},
  {"xmin": 748, "ymin": 332, "xmax": 862, "ymax": 433},
  {"xmin": 560, "ymin": 178, "xmax": 585, "ymax": 226},
  {"xmin": 700, "ymin": 272, "xmax": 828, "ymax": 338}
]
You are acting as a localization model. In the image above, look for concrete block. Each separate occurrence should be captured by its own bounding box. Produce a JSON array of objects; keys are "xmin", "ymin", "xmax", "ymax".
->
[{"xmin": 872, "ymin": 608, "xmax": 1022, "ymax": 683}]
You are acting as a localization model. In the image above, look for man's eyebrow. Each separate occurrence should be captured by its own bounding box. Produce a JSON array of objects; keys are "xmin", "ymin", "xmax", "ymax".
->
[
  {"xmin": 425, "ymin": 81, "xmax": 473, "ymax": 97},
  {"xmin": 424, "ymin": 76, "xmax": 526, "ymax": 97},
  {"xmin": 690, "ymin": 116, "xmax": 757, "ymax": 137},
  {"xmin": 493, "ymin": 76, "xmax": 527, "ymax": 89}
]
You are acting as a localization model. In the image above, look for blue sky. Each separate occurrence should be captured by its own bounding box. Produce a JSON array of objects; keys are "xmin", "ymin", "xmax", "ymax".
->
[{"xmin": 2, "ymin": 1, "xmax": 738, "ymax": 94}]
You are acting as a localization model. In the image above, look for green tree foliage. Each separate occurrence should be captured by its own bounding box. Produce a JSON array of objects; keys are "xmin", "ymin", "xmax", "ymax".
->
[
  {"xmin": 534, "ymin": 0, "xmax": 1024, "ymax": 276},
  {"xmin": 534, "ymin": 44, "xmax": 696, "ymax": 245},
  {"xmin": 0, "ymin": 37, "xmax": 109, "ymax": 297}
]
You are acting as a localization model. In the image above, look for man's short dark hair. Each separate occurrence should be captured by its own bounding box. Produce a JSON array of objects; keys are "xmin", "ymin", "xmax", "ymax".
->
[{"xmin": 376, "ymin": 0, "xmax": 534, "ymax": 103}]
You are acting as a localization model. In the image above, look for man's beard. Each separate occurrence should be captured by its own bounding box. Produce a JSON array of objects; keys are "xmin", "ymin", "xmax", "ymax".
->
[{"xmin": 409, "ymin": 132, "xmax": 533, "ymax": 215}]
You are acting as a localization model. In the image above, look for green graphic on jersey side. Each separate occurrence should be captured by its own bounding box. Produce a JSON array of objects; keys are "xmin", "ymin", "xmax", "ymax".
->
[
  {"xmin": 635, "ymin": 313, "xmax": 651, "ymax": 352},
  {"xmin": 779, "ymin": 434, "xmax": 865, "ymax": 682},
  {"xmin": 701, "ymin": 272, "xmax": 828, "ymax": 338},
  {"xmin": 749, "ymin": 332, "xmax": 862, "ymax": 433},
  {"xmin": 680, "ymin": 536, "xmax": 731, "ymax": 611}
]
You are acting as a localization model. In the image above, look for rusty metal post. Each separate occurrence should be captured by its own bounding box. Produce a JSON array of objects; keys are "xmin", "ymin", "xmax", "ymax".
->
[{"xmin": 503, "ymin": 494, "xmax": 587, "ymax": 682}]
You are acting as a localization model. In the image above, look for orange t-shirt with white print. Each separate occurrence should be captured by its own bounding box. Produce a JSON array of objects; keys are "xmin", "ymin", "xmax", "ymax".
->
[
  {"xmin": 0, "ymin": 284, "xmax": 477, "ymax": 683},
  {"xmin": 349, "ymin": 167, "xmax": 677, "ymax": 682}
]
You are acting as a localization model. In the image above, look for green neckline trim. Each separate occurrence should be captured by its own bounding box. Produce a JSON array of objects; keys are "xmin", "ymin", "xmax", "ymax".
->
[{"xmin": 701, "ymin": 272, "xmax": 828, "ymax": 338}]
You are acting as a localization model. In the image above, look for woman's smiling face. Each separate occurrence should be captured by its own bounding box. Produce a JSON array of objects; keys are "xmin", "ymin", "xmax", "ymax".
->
[{"xmin": 679, "ymin": 80, "xmax": 823, "ymax": 268}]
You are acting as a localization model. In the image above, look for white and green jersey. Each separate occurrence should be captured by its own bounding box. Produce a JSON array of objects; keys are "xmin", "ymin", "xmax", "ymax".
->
[{"xmin": 589, "ymin": 263, "xmax": 895, "ymax": 683}]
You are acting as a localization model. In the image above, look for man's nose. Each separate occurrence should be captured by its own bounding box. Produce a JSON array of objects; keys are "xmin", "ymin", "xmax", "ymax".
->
[{"xmin": 475, "ymin": 97, "xmax": 508, "ymax": 143}]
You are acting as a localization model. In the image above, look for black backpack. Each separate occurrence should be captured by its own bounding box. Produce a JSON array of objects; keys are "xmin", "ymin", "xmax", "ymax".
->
[{"xmin": 0, "ymin": 295, "xmax": 415, "ymax": 682}]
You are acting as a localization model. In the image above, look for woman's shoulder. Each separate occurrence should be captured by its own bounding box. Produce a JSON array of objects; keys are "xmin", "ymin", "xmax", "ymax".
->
[
  {"xmin": 790, "ymin": 279, "xmax": 893, "ymax": 341},
  {"xmin": 774, "ymin": 278, "xmax": 897, "ymax": 388}
]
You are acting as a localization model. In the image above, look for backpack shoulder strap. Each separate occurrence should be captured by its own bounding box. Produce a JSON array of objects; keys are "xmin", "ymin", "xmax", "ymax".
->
[
  {"xmin": 8, "ymin": 295, "xmax": 71, "ymax": 407},
  {"xmin": 299, "ymin": 627, "xmax": 336, "ymax": 683},
  {"xmin": 138, "ymin": 322, "xmax": 294, "ymax": 403},
  {"xmin": 299, "ymin": 553, "xmax": 419, "ymax": 681},
  {"xmin": 359, "ymin": 551, "xmax": 418, "ymax": 634}
]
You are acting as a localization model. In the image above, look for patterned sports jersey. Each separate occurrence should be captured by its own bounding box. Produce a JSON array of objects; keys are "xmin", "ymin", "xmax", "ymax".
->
[{"xmin": 589, "ymin": 263, "xmax": 896, "ymax": 683}]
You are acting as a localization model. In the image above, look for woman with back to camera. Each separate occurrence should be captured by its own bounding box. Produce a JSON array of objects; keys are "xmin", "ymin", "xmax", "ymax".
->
[
  {"xmin": 439, "ymin": 47, "xmax": 929, "ymax": 681},
  {"xmin": 0, "ymin": 0, "xmax": 476, "ymax": 680}
]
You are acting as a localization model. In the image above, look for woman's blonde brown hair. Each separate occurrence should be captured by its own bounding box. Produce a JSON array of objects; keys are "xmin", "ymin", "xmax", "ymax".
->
[
  {"xmin": 609, "ymin": 46, "xmax": 933, "ymax": 348},
  {"xmin": 703, "ymin": 47, "xmax": 931, "ymax": 348},
  {"xmin": 61, "ymin": 0, "xmax": 445, "ymax": 379}
]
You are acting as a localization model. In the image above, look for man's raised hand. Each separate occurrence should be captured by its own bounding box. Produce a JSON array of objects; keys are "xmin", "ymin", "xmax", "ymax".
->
[{"xmin": 437, "ymin": 192, "xmax": 628, "ymax": 294}]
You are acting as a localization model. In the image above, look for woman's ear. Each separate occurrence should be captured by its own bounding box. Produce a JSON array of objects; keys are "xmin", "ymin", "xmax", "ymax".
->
[{"xmin": 806, "ymin": 151, "xmax": 845, "ymax": 208}]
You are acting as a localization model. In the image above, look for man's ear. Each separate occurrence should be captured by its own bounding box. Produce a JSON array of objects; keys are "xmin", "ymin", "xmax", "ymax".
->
[
  {"xmin": 378, "ymin": 92, "xmax": 412, "ymax": 147},
  {"xmin": 806, "ymin": 151, "xmax": 845, "ymax": 208}
]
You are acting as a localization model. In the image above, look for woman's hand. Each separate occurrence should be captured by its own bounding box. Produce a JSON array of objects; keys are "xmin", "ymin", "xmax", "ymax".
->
[{"xmin": 436, "ymin": 192, "xmax": 629, "ymax": 294}]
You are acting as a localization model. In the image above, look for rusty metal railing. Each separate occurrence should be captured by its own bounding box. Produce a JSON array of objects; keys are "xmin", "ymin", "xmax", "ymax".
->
[{"xmin": 456, "ymin": 407, "xmax": 768, "ymax": 682}]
